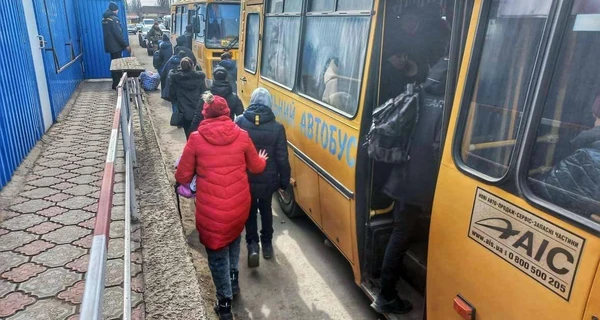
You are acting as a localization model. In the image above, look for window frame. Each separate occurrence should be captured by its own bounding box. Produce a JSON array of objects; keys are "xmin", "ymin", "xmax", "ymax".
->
[
  {"xmin": 516, "ymin": 0, "xmax": 600, "ymax": 234},
  {"xmin": 244, "ymin": 13, "xmax": 261, "ymax": 74},
  {"xmin": 260, "ymin": 1, "xmax": 303, "ymax": 90},
  {"xmin": 451, "ymin": 0, "xmax": 557, "ymax": 184},
  {"xmin": 195, "ymin": 4, "xmax": 207, "ymax": 42},
  {"xmin": 259, "ymin": 0, "xmax": 374, "ymax": 118}
]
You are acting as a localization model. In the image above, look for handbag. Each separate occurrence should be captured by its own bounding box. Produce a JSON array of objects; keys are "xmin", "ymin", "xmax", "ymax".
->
[{"xmin": 170, "ymin": 109, "xmax": 184, "ymax": 127}]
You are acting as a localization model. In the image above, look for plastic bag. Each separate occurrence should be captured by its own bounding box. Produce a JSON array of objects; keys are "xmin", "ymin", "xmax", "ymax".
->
[{"xmin": 140, "ymin": 70, "xmax": 161, "ymax": 91}]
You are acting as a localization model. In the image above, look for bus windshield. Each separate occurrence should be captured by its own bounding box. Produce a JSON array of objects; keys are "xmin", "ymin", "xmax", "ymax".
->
[{"xmin": 205, "ymin": 3, "xmax": 240, "ymax": 49}]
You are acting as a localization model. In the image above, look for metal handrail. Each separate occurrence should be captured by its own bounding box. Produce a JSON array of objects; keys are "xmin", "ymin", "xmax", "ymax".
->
[{"xmin": 80, "ymin": 73, "xmax": 142, "ymax": 320}]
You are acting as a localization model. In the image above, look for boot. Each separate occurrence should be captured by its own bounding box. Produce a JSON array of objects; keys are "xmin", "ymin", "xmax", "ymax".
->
[
  {"xmin": 370, "ymin": 294, "xmax": 413, "ymax": 315},
  {"xmin": 247, "ymin": 241, "xmax": 260, "ymax": 268},
  {"xmin": 230, "ymin": 270, "xmax": 240, "ymax": 296},
  {"xmin": 262, "ymin": 242, "xmax": 273, "ymax": 260},
  {"xmin": 213, "ymin": 298, "xmax": 234, "ymax": 320}
]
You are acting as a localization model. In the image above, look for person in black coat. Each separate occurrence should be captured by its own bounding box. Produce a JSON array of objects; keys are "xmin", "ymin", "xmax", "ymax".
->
[
  {"xmin": 236, "ymin": 87, "xmax": 290, "ymax": 267},
  {"xmin": 174, "ymin": 35, "xmax": 197, "ymax": 67},
  {"xmin": 102, "ymin": 2, "xmax": 130, "ymax": 89},
  {"xmin": 189, "ymin": 66, "xmax": 243, "ymax": 133},
  {"xmin": 169, "ymin": 57, "xmax": 208, "ymax": 139}
]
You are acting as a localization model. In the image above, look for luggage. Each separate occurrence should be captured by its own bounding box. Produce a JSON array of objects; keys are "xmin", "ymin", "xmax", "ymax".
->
[
  {"xmin": 140, "ymin": 70, "xmax": 161, "ymax": 91},
  {"xmin": 366, "ymin": 84, "xmax": 420, "ymax": 164},
  {"xmin": 152, "ymin": 50, "xmax": 163, "ymax": 70}
]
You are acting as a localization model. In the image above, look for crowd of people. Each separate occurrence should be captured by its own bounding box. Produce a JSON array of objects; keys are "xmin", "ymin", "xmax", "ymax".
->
[{"xmin": 144, "ymin": 18, "xmax": 290, "ymax": 320}]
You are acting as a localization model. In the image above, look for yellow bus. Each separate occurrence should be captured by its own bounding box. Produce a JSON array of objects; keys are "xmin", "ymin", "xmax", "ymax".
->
[
  {"xmin": 238, "ymin": 0, "xmax": 600, "ymax": 319},
  {"xmin": 170, "ymin": 0, "xmax": 241, "ymax": 81}
]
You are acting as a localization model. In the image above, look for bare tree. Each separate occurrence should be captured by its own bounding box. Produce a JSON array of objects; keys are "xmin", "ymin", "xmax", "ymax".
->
[
  {"xmin": 156, "ymin": 0, "xmax": 171, "ymax": 9},
  {"xmin": 128, "ymin": 0, "xmax": 142, "ymax": 17}
]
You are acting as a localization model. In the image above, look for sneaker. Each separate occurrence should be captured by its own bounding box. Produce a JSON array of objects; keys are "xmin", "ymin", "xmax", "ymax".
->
[
  {"xmin": 247, "ymin": 242, "xmax": 260, "ymax": 268},
  {"xmin": 370, "ymin": 295, "xmax": 413, "ymax": 315},
  {"xmin": 230, "ymin": 270, "xmax": 240, "ymax": 296},
  {"xmin": 213, "ymin": 298, "xmax": 234, "ymax": 320},
  {"xmin": 262, "ymin": 242, "xmax": 273, "ymax": 260}
]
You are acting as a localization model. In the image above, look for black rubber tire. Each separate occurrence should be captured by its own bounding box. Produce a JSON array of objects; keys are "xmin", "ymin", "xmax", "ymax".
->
[
  {"xmin": 140, "ymin": 36, "xmax": 146, "ymax": 48},
  {"xmin": 276, "ymin": 184, "xmax": 303, "ymax": 218}
]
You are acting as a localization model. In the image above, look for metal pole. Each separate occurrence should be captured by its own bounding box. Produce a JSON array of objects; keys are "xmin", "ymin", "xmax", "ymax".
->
[{"xmin": 123, "ymin": 152, "xmax": 133, "ymax": 320}]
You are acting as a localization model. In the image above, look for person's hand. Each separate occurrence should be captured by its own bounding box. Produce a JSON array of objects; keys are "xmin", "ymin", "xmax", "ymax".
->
[
  {"xmin": 125, "ymin": 46, "xmax": 131, "ymax": 53},
  {"xmin": 258, "ymin": 149, "xmax": 269, "ymax": 161}
]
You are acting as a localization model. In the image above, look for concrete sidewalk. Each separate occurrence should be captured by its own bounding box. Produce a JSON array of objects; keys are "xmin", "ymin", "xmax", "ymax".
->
[{"xmin": 0, "ymin": 82, "xmax": 144, "ymax": 320}]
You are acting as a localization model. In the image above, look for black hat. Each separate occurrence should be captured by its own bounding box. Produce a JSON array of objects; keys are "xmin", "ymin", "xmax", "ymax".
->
[
  {"xmin": 186, "ymin": 25, "xmax": 193, "ymax": 33},
  {"xmin": 213, "ymin": 66, "xmax": 228, "ymax": 81},
  {"xmin": 109, "ymin": 2, "xmax": 119, "ymax": 11}
]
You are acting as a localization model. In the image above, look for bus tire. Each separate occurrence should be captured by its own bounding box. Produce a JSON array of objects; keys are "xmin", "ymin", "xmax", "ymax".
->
[{"xmin": 276, "ymin": 184, "xmax": 303, "ymax": 218}]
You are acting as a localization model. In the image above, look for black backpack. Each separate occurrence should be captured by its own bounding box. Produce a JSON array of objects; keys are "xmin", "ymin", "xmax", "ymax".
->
[{"xmin": 366, "ymin": 85, "xmax": 420, "ymax": 164}]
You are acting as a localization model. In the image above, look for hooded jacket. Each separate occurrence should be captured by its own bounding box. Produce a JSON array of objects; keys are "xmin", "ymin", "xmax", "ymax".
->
[
  {"xmin": 219, "ymin": 59, "xmax": 238, "ymax": 93},
  {"xmin": 236, "ymin": 88, "xmax": 291, "ymax": 198},
  {"xmin": 175, "ymin": 116, "xmax": 266, "ymax": 250},
  {"xmin": 189, "ymin": 80, "xmax": 243, "ymax": 131},
  {"xmin": 532, "ymin": 126, "xmax": 600, "ymax": 218},
  {"xmin": 175, "ymin": 36, "xmax": 197, "ymax": 66},
  {"xmin": 158, "ymin": 35, "xmax": 173, "ymax": 70},
  {"xmin": 160, "ymin": 54, "xmax": 183, "ymax": 99},
  {"xmin": 169, "ymin": 70, "xmax": 208, "ymax": 121},
  {"xmin": 177, "ymin": 32, "xmax": 193, "ymax": 51},
  {"xmin": 102, "ymin": 10, "xmax": 128, "ymax": 54}
]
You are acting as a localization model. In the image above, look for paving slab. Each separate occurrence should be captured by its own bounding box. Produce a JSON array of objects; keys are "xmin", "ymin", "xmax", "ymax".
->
[{"xmin": 0, "ymin": 82, "xmax": 145, "ymax": 320}]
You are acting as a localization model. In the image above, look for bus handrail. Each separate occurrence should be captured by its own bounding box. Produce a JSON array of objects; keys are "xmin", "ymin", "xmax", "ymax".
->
[{"xmin": 80, "ymin": 73, "xmax": 141, "ymax": 320}]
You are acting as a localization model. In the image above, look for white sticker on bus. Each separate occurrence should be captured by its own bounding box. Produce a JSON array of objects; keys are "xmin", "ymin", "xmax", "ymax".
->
[{"xmin": 468, "ymin": 188, "xmax": 585, "ymax": 301}]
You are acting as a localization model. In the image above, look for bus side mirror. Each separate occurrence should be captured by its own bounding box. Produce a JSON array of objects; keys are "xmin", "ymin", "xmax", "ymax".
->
[{"xmin": 193, "ymin": 15, "xmax": 203, "ymax": 34}]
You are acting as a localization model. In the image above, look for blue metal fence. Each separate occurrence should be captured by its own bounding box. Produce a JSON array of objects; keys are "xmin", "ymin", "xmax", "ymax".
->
[
  {"xmin": 77, "ymin": 0, "xmax": 130, "ymax": 79},
  {"xmin": 0, "ymin": 2, "xmax": 44, "ymax": 189},
  {"xmin": 34, "ymin": 0, "xmax": 84, "ymax": 119}
]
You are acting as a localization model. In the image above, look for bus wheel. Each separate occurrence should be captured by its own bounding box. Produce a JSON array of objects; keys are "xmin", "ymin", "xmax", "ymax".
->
[{"xmin": 276, "ymin": 184, "xmax": 302, "ymax": 218}]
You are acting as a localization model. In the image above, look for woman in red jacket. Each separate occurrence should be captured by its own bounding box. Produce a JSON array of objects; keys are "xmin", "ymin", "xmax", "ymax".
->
[{"xmin": 175, "ymin": 92, "xmax": 267, "ymax": 320}]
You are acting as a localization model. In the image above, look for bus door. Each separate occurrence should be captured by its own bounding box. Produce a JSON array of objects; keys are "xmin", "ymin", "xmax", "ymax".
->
[
  {"xmin": 238, "ymin": 3, "xmax": 261, "ymax": 101},
  {"xmin": 193, "ymin": 3, "xmax": 208, "ymax": 71},
  {"xmin": 428, "ymin": 0, "xmax": 600, "ymax": 319}
]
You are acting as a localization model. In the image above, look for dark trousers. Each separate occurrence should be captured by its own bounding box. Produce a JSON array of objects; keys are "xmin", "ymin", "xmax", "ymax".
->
[
  {"xmin": 380, "ymin": 204, "xmax": 419, "ymax": 300},
  {"xmin": 110, "ymin": 51, "xmax": 123, "ymax": 89},
  {"xmin": 206, "ymin": 236, "xmax": 241, "ymax": 300},
  {"xmin": 182, "ymin": 119, "xmax": 193, "ymax": 140},
  {"xmin": 245, "ymin": 197, "xmax": 274, "ymax": 245}
]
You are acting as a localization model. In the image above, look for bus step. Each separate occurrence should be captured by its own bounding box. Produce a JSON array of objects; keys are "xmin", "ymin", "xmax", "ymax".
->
[
  {"xmin": 361, "ymin": 277, "xmax": 424, "ymax": 320},
  {"xmin": 403, "ymin": 241, "xmax": 428, "ymax": 294}
]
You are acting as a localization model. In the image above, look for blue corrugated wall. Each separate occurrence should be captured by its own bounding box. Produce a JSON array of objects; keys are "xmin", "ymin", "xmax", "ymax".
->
[
  {"xmin": 0, "ymin": 2, "xmax": 44, "ymax": 188},
  {"xmin": 77, "ymin": 0, "xmax": 130, "ymax": 79},
  {"xmin": 33, "ymin": 0, "xmax": 84, "ymax": 118}
]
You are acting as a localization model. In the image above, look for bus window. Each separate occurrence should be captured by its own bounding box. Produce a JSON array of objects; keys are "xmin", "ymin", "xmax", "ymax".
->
[
  {"xmin": 196, "ymin": 4, "xmax": 206, "ymax": 42},
  {"xmin": 244, "ymin": 14, "xmax": 260, "ymax": 73},
  {"xmin": 457, "ymin": 0, "xmax": 551, "ymax": 179},
  {"xmin": 298, "ymin": 16, "xmax": 370, "ymax": 115},
  {"xmin": 182, "ymin": 7, "xmax": 189, "ymax": 32},
  {"xmin": 269, "ymin": 0, "xmax": 301, "ymax": 13},
  {"xmin": 206, "ymin": 3, "xmax": 241, "ymax": 49},
  {"xmin": 308, "ymin": 0, "xmax": 334, "ymax": 12},
  {"xmin": 176, "ymin": 6, "xmax": 182, "ymax": 35},
  {"xmin": 260, "ymin": 2, "xmax": 301, "ymax": 88},
  {"xmin": 526, "ymin": 1, "xmax": 600, "ymax": 224},
  {"xmin": 337, "ymin": 0, "xmax": 372, "ymax": 11}
]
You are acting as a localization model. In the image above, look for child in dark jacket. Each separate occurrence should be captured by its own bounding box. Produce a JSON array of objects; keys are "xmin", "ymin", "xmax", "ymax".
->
[
  {"xmin": 189, "ymin": 66, "xmax": 243, "ymax": 133},
  {"xmin": 236, "ymin": 87, "xmax": 291, "ymax": 267}
]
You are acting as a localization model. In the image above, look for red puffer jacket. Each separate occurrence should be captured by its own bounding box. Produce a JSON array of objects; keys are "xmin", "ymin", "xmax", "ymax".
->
[{"xmin": 175, "ymin": 116, "xmax": 266, "ymax": 250}]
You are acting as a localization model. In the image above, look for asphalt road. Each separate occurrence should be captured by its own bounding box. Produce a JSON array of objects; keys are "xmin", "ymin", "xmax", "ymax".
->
[{"xmin": 129, "ymin": 35, "xmax": 381, "ymax": 320}]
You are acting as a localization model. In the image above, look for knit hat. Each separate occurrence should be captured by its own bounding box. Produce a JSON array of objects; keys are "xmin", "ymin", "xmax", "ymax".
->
[
  {"xmin": 221, "ymin": 52, "xmax": 232, "ymax": 60},
  {"xmin": 109, "ymin": 2, "xmax": 119, "ymax": 11},
  {"xmin": 186, "ymin": 25, "xmax": 193, "ymax": 33},
  {"xmin": 213, "ymin": 66, "xmax": 228, "ymax": 81},
  {"xmin": 593, "ymin": 95, "xmax": 600, "ymax": 119},
  {"xmin": 202, "ymin": 92, "xmax": 230, "ymax": 119}
]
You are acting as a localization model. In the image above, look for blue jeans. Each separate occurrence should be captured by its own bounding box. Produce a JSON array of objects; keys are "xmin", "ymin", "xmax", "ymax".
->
[
  {"xmin": 171, "ymin": 102, "xmax": 178, "ymax": 114},
  {"xmin": 206, "ymin": 236, "xmax": 241, "ymax": 300}
]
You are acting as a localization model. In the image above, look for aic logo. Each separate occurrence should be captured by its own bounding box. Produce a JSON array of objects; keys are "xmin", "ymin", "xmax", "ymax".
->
[{"xmin": 475, "ymin": 218, "xmax": 574, "ymax": 275}]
